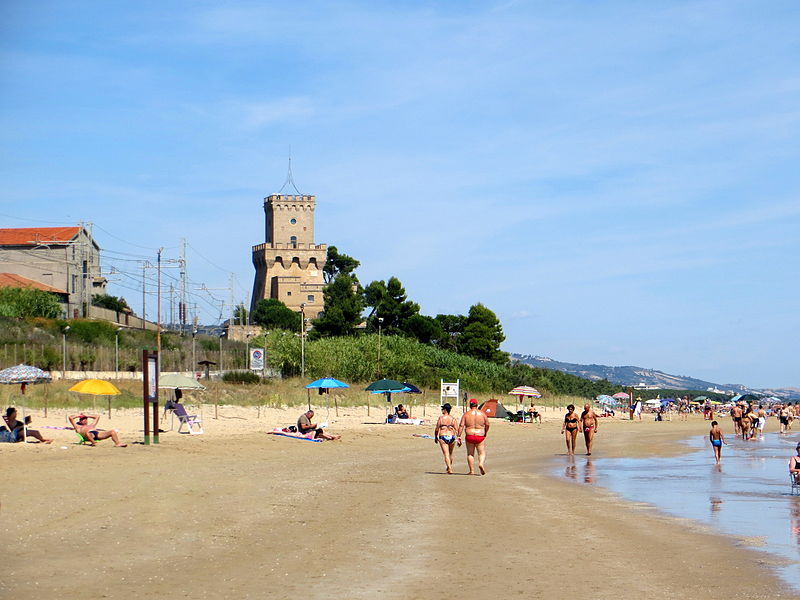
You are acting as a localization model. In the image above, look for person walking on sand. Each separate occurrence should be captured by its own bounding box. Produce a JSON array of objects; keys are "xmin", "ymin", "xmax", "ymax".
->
[
  {"xmin": 756, "ymin": 405, "xmax": 767, "ymax": 439},
  {"xmin": 731, "ymin": 403, "xmax": 742, "ymax": 435},
  {"xmin": 68, "ymin": 413, "xmax": 126, "ymax": 447},
  {"xmin": 633, "ymin": 398, "xmax": 642, "ymax": 421},
  {"xmin": 709, "ymin": 420, "xmax": 726, "ymax": 465},
  {"xmin": 580, "ymin": 403, "xmax": 599, "ymax": 456},
  {"xmin": 779, "ymin": 404, "xmax": 790, "ymax": 434},
  {"xmin": 434, "ymin": 403, "xmax": 460, "ymax": 474},
  {"xmin": 457, "ymin": 399, "xmax": 489, "ymax": 475},
  {"xmin": 561, "ymin": 404, "xmax": 580, "ymax": 456}
]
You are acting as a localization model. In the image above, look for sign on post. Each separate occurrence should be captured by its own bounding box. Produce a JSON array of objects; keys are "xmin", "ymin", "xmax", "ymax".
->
[
  {"xmin": 250, "ymin": 348, "xmax": 265, "ymax": 371},
  {"xmin": 441, "ymin": 379, "xmax": 460, "ymax": 410},
  {"xmin": 142, "ymin": 350, "xmax": 160, "ymax": 445}
]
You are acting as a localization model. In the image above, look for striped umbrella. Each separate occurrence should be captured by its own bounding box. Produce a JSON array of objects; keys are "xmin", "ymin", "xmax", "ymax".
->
[{"xmin": 508, "ymin": 386, "xmax": 542, "ymax": 422}]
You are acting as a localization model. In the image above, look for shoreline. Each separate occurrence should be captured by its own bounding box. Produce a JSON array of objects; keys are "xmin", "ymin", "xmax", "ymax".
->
[{"xmin": 2, "ymin": 413, "xmax": 794, "ymax": 598}]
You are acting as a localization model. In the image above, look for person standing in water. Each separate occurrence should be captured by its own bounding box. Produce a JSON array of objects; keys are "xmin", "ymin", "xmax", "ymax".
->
[
  {"xmin": 561, "ymin": 404, "xmax": 580, "ymax": 456},
  {"xmin": 709, "ymin": 420, "xmax": 726, "ymax": 465},
  {"xmin": 457, "ymin": 399, "xmax": 489, "ymax": 475},
  {"xmin": 580, "ymin": 403, "xmax": 599, "ymax": 456},
  {"xmin": 434, "ymin": 403, "xmax": 460, "ymax": 474}
]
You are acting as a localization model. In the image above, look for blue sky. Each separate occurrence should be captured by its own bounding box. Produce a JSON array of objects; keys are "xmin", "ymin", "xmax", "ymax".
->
[{"xmin": 1, "ymin": 1, "xmax": 798, "ymax": 388}]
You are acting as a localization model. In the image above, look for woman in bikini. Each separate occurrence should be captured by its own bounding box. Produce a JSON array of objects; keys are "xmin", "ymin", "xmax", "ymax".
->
[
  {"xmin": 561, "ymin": 404, "xmax": 580, "ymax": 456},
  {"xmin": 434, "ymin": 403, "xmax": 460, "ymax": 474}
]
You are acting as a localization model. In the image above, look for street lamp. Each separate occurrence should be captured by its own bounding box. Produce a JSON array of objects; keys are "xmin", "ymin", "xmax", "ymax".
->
[
  {"xmin": 377, "ymin": 317, "xmax": 384, "ymax": 378},
  {"xmin": 62, "ymin": 325, "xmax": 70, "ymax": 375},
  {"xmin": 115, "ymin": 327, "xmax": 123, "ymax": 375},
  {"xmin": 300, "ymin": 303, "xmax": 306, "ymax": 379},
  {"xmin": 246, "ymin": 332, "xmax": 252, "ymax": 371}
]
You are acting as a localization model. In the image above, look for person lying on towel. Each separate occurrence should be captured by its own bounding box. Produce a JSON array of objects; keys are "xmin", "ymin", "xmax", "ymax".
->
[{"xmin": 297, "ymin": 410, "xmax": 340, "ymax": 441}]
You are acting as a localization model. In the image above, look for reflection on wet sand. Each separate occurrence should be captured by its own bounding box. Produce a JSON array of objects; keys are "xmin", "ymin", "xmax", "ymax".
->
[{"xmin": 556, "ymin": 432, "xmax": 800, "ymax": 592}]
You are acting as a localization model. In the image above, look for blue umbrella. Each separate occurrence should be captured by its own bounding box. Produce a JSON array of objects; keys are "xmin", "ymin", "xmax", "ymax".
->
[
  {"xmin": 596, "ymin": 394, "xmax": 618, "ymax": 405},
  {"xmin": 305, "ymin": 377, "xmax": 349, "ymax": 389},
  {"xmin": 401, "ymin": 382, "xmax": 422, "ymax": 394}
]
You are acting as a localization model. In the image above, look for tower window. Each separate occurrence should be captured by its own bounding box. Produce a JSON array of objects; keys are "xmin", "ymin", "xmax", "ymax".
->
[
  {"xmin": 290, "ymin": 236, "xmax": 297, "ymax": 248},
  {"xmin": 290, "ymin": 218, "xmax": 297, "ymax": 224},
  {"xmin": 307, "ymin": 295, "xmax": 314, "ymax": 302}
]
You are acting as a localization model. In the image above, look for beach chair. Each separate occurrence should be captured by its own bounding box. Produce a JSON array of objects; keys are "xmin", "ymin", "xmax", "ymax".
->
[
  {"xmin": 171, "ymin": 403, "xmax": 204, "ymax": 435},
  {"xmin": 791, "ymin": 473, "xmax": 800, "ymax": 496}
]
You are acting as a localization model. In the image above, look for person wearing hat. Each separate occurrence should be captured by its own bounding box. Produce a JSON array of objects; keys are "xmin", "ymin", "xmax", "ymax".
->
[
  {"xmin": 790, "ymin": 444, "xmax": 800, "ymax": 484},
  {"xmin": 457, "ymin": 399, "xmax": 490, "ymax": 475},
  {"xmin": 68, "ymin": 413, "xmax": 127, "ymax": 447}
]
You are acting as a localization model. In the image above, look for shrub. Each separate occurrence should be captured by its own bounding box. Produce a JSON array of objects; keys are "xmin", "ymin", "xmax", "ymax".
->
[
  {"xmin": 0, "ymin": 287, "xmax": 61, "ymax": 318},
  {"xmin": 222, "ymin": 370, "xmax": 260, "ymax": 384}
]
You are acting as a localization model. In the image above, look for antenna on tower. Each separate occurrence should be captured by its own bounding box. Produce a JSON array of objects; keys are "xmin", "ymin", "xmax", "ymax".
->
[{"xmin": 277, "ymin": 146, "xmax": 303, "ymax": 195}]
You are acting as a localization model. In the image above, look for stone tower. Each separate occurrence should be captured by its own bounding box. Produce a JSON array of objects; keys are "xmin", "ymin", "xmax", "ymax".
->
[{"xmin": 250, "ymin": 194, "xmax": 327, "ymax": 319}]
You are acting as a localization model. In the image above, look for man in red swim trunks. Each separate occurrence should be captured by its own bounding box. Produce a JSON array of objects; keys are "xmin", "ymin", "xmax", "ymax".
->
[{"xmin": 458, "ymin": 399, "xmax": 490, "ymax": 475}]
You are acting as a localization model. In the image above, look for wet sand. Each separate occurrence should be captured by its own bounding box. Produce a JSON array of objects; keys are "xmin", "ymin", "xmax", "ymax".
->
[{"xmin": 1, "ymin": 410, "xmax": 794, "ymax": 599}]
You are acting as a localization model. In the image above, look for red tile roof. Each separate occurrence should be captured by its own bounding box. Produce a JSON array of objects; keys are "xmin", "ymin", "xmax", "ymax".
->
[
  {"xmin": 0, "ymin": 272, "xmax": 67, "ymax": 294},
  {"xmin": 0, "ymin": 226, "xmax": 81, "ymax": 246}
]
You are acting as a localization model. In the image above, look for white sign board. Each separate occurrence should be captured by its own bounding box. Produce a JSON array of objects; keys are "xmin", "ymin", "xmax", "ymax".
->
[
  {"xmin": 250, "ymin": 348, "xmax": 265, "ymax": 371},
  {"xmin": 441, "ymin": 379, "xmax": 461, "ymax": 409}
]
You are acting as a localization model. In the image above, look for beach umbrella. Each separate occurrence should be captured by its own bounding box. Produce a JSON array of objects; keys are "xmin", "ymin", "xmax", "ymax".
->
[
  {"xmin": 612, "ymin": 392, "xmax": 630, "ymax": 400},
  {"xmin": 0, "ymin": 364, "xmax": 52, "ymax": 442},
  {"xmin": 738, "ymin": 394, "xmax": 759, "ymax": 404},
  {"xmin": 693, "ymin": 396, "xmax": 708, "ymax": 402},
  {"xmin": 401, "ymin": 382, "xmax": 422, "ymax": 394},
  {"xmin": 305, "ymin": 377, "xmax": 349, "ymax": 390},
  {"xmin": 69, "ymin": 378, "xmax": 121, "ymax": 418},
  {"xmin": 645, "ymin": 399, "xmax": 661, "ymax": 405},
  {"xmin": 159, "ymin": 373, "xmax": 206, "ymax": 390},
  {"xmin": 365, "ymin": 379, "xmax": 407, "ymax": 392},
  {"xmin": 596, "ymin": 394, "xmax": 617, "ymax": 405},
  {"xmin": 508, "ymin": 387, "xmax": 541, "ymax": 421}
]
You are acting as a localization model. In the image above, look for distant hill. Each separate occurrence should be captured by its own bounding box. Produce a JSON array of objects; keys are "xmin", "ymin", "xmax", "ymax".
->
[{"xmin": 511, "ymin": 354, "xmax": 799, "ymax": 399}]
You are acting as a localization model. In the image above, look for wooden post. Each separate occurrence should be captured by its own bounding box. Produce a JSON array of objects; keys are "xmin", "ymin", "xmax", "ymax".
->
[
  {"xmin": 367, "ymin": 392, "xmax": 370, "ymax": 416},
  {"xmin": 107, "ymin": 396, "xmax": 111, "ymax": 419},
  {"xmin": 334, "ymin": 393, "xmax": 339, "ymax": 417},
  {"xmin": 44, "ymin": 383, "xmax": 48, "ymax": 418},
  {"xmin": 215, "ymin": 396, "xmax": 219, "ymax": 420}
]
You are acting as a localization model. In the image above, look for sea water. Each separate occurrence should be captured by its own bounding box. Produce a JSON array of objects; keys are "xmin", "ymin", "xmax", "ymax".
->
[{"xmin": 557, "ymin": 431, "xmax": 800, "ymax": 591}]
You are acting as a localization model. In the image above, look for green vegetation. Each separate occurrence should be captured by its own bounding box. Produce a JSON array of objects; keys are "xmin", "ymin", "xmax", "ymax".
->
[
  {"xmin": 456, "ymin": 303, "xmax": 508, "ymax": 365},
  {"xmin": 0, "ymin": 287, "xmax": 61, "ymax": 318},
  {"xmin": 222, "ymin": 370, "xmax": 261, "ymax": 384},
  {"xmin": 311, "ymin": 273, "xmax": 364, "ymax": 337},
  {"xmin": 258, "ymin": 330, "xmax": 618, "ymax": 398},
  {"xmin": 251, "ymin": 298, "xmax": 301, "ymax": 331},
  {"xmin": 91, "ymin": 294, "xmax": 130, "ymax": 312}
]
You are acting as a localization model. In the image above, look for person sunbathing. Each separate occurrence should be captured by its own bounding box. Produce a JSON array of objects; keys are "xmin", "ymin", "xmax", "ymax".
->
[
  {"xmin": 395, "ymin": 404, "xmax": 410, "ymax": 419},
  {"xmin": 297, "ymin": 410, "xmax": 340, "ymax": 440},
  {"xmin": 68, "ymin": 413, "xmax": 127, "ymax": 447},
  {"xmin": 3, "ymin": 407, "xmax": 52, "ymax": 443}
]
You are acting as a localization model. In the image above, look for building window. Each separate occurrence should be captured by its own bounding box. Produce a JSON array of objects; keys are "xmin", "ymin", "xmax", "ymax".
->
[
  {"xmin": 287, "ymin": 291, "xmax": 292, "ymax": 296},
  {"xmin": 290, "ymin": 236, "xmax": 297, "ymax": 248},
  {"xmin": 307, "ymin": 295, "xmax": 314, "ymax": 302},
  {"xmin": 290, "ymin": 218, "xmax": 297, "ymax": 225}
]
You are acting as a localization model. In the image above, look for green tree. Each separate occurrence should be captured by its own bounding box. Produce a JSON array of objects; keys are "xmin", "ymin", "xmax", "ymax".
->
[
  {"xmin": 434, "ymin": 313, "xmax": 466, "ymax": 350},
  {"xmin": 363, "ymin": 276, "xmax": 420, "ymax": 335},
  {"xmin": 323, "ymin": 246, "xmax": 360, "ymax": 283},
  {"xmin": 251, "ymin": 299, "xmax": 301, "ymax": 331},
  {"xmin": 92, "ymin": 294, "xmax": 130, "ymax": 312},
  {"xmin": 233, "ymin": 303, "xmax": 249, "ymax": 325},
  {"xmin": 457, "ymin": 303, "xmax": 508, "ymax": 365},
  {"xmin": 312, "ymin": 273, "xmax": 364, "ymax": 337},
  {"xmin": 0, "ymin": 287, "xmax": 61, "ymax": 318},
  {"xmin": 403, "ymin": 314, "xmax": 443, "ymax": 345}
]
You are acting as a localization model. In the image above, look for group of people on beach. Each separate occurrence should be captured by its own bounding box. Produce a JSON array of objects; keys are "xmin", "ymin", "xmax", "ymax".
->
[{"xmin": 1, "ymin": 406, "xmax": 126, "ymax": 447}]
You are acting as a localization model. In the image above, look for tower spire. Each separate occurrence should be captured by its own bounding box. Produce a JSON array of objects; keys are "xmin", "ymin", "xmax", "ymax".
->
[{"xmin": 277, "ymin": 148, "xmax": 303, "ymax": 195}]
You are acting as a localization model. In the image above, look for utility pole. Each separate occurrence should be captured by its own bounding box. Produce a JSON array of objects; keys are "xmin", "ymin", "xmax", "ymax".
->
[
  {"xmin": 229, "ymin": 273, "xmax": 236, "ymax": 326},
  {"xmin": 156, "ymin": 248, "xmax": 163, "ymax": 358},
  {"xmin": 180, "ymin": 238, "xmax": 187, "ymax": 335}
]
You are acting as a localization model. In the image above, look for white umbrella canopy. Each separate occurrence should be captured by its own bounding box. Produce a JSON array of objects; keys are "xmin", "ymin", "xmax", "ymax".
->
[{"xmin": 158, "ymin": 374, "xmax": 206, "ymax": 390}]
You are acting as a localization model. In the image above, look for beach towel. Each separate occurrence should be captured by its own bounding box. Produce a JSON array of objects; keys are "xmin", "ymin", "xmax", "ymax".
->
[
  {"xmin": 267, "ymin": 428, "xmax": 323, "ymax": 442},
  {"xmin": 390, "ymin": 418, "xmax": 425, "ymax": 425}
]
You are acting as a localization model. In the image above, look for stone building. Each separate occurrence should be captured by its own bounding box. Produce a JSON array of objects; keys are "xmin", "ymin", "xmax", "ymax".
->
[
  {"xmin": 0, "ymin": 226, "xmax": 107, "ymax": 318},
  {"xmin": 250, "ymin": 194, "xmax": 327, "ymax": 319}
]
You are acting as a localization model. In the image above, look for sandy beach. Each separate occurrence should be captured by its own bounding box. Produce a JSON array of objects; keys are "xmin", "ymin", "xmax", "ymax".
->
[{"xmin": 2, "ymin": 407, "xmax": 794, "ymax": 599}]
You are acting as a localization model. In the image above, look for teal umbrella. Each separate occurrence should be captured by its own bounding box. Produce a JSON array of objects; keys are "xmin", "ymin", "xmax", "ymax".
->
[{"xmin": 365, "ymin": 379, "xmax": 407, "ymax": 392}]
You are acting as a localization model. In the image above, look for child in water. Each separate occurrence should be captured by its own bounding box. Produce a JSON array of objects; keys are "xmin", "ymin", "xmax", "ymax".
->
[{"xmin": 709, "ymin": 420, "xmax": 726, "ymax": 465}]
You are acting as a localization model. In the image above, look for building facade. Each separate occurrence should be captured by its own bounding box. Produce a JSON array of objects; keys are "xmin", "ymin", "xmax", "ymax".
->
[
  {"xmin": 250, "ymin": 194, "xmax": 327, "ymax": 319},
  {"xmin": 0, "ymin": 226, "xmax": 107, "ymax": 318}
]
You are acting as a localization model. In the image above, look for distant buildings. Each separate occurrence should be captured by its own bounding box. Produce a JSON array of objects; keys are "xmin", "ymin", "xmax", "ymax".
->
[
  {"xmin": 250, "ymin": 194, "xmax": 327, "ymax": 319},
  {"xmin": 0, "ymin": 225, "xmax": 106, "ymax": 318}
]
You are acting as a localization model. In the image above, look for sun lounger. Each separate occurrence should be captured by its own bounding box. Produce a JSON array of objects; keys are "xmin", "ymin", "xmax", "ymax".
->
[
  {"xmin": 169, "ymin": 403, "xmax": 204, "ymax": 435},
  {"xmin": 791, "ymin": 473, "xmax": 800, "ymax": 496}
]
